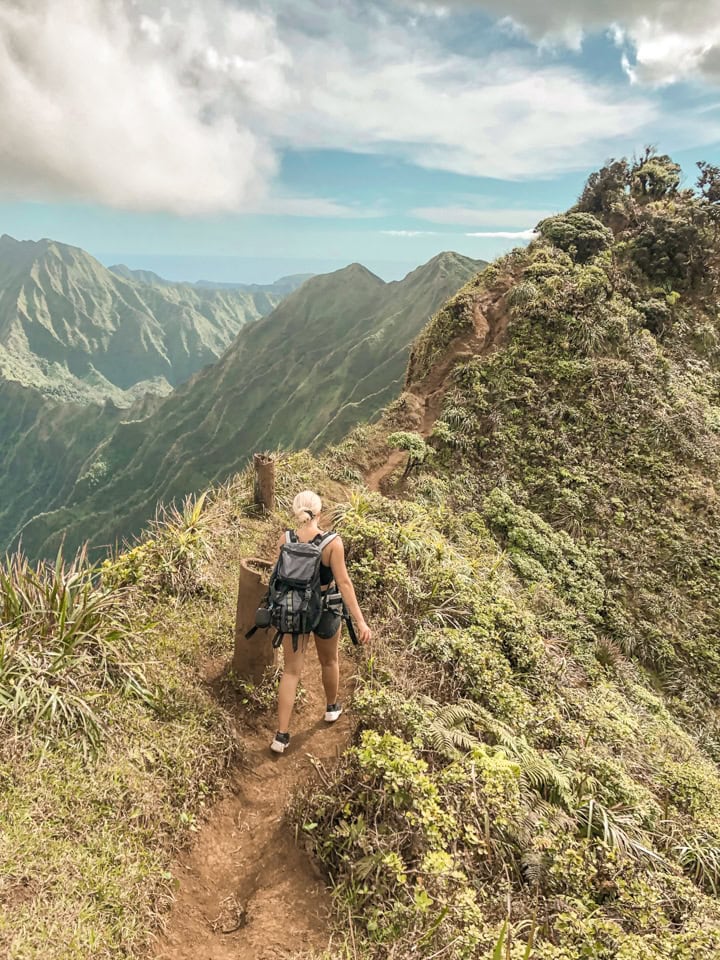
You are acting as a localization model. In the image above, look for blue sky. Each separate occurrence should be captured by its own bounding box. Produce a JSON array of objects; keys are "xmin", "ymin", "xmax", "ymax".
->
[{"xmin": 1, "ymin": 0, "xmax": 719, "ymax": 282}]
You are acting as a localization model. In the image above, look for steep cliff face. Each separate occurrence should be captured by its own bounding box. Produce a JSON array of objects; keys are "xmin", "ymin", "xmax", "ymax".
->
[
  {"xmin": 1, "ymin": 252, "xmax": 484, "ymax": 558},
  {"xmin": 0, "ymin": 234, "xmax": 287, "ymax": 404}
]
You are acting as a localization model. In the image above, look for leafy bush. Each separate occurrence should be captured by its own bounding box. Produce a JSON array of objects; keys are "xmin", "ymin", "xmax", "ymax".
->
[
  {"xmin": 388, "ymin": 430, "xmax": 429, "ymax": 477},
  {"xmin": 537, "ymin": 213, "xmax": 613, "ymax": 263},
  {"xmin": 631, "ymin": 150, "xmax": 681, "ymax": 201},
  {"xmin": 628, "ymin": 203, "xmax": 711, "ymax": 290},
  {"xmin": 575, "ymin": 158, "xmax": 631, "ymax": 220}
]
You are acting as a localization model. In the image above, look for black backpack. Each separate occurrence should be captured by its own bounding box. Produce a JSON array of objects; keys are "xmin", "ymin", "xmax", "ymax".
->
[{"xmin": 249, "ymin": 531, "xmax": 337, "ymax": 651}]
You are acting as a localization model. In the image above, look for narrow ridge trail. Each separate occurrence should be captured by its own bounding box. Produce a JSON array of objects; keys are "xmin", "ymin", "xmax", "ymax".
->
[
  {"xmin": 366, "ymin": 448, "xmax": 407, "ymax": 493},
  {"xmin": 153, "ymin": 279, "xmax": 509, "ymax": 959},
  {"xmin": 153, "ymin": 654, "xmax": 351, "ymax": 960},
  {"xmin": 363, "ymin": 290, "xmax": 510, "ymax": 493}
]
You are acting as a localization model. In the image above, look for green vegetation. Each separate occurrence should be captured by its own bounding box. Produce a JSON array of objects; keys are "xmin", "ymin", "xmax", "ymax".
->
[
  {"xmin": 0, "ymin": 482, "xmax": 263, "ymax": 959},
  {"xmin": 3, "ymin": 252, "xmax": 483, "ymax": 560},
  {"xmin": 5, "ymin": 150, "xmax": 720, "ymax": 959},
  {"xmin": 289, "ymin": 152, "xmax": 720, "ymax": 957},
  {"xmin": 0, "ymin": 234, "xmax": 288, "ymax": 405},
  {"xmin": 0, "ymin": 452, "xmax": 342, "ymax": 959},
  {"xmin": 293, "ymin": 490, "xmax": 720, "ymax": 957},
  {"xmin": 387, "ymin": 431, "xmax": 428, "ymax": 477},
  {"xmin": 0, "ymin": 546, "xmax": 152, "ymax": 751}
]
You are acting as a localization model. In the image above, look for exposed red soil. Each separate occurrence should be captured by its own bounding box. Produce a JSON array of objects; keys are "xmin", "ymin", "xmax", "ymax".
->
[{"xmin": 362, "ymin": 286, "xmax": 511, "ymax": 492}]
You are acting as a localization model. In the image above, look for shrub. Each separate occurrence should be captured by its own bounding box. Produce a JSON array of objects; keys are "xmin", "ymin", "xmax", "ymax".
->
[
  {"xmin": 631, "ymin": 150, "xmax": 681, "ymax": 201},
  {"xmin": 575, "ymin": 158, "xmax": 631, "ymax": 220},
  {"xmin": 537, "ymin": 213, "xmax": 613, "ymax": 263},
  {"xmin": 388, "ymin": 431, "xmax": 429, "ymax": 478},
  {"xmin": 628, "ymin": 203, "xmax": 710, "ymax": 291}
]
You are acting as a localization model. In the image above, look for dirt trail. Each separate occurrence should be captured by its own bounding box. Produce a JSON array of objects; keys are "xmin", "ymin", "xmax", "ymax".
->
[
  {"xmin": 366, "ymin": 448, "xmax": 407, "ymax": 493},
  {"xmin": 363, "ymin": 290, "xmax": 510, "ymax": 491},
  {"xmin": 152, "ymin": 284, "xmax": 510, "ymax": 960},
  {"xmin": 153, "ymin": 654, "xmax": 351, "ymax": 960}
]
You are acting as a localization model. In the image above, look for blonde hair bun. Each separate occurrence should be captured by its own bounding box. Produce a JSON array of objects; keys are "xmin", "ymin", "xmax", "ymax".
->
[{"xmin": 292, "ymin": 490, "xmax": 322, "ymax": 525}]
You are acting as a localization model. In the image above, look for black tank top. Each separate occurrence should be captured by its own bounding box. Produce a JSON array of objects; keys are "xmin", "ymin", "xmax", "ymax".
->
[{"xmin": 316, "ymin": 532, "xmax": 334, "ymax": 585}]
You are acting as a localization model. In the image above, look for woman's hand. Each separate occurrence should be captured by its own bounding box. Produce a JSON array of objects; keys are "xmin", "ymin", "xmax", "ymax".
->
[{"xmin": 357, "ymin": 620, "xmax": 372, "ymax": 645}]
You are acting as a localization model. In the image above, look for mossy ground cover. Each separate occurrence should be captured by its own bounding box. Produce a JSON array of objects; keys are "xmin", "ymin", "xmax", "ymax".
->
[{"xmin": 293, "ymin": 156, "xmax": 720, "ymax": 958}]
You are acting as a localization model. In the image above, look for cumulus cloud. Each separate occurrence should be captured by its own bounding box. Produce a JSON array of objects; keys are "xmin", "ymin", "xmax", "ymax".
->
[
  {"xmin": 419, "ymin": 0, "xmax": 720, "ymax": 85},
  {"xmin": 0, "ymin": 0, "xmax": 284, "ymax": 213},
  {"xmin": 0, "ymin": 0, "xmax": 673, "ymax": 213}
]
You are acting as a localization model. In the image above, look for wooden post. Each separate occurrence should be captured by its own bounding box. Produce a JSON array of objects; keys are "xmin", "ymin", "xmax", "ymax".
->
[
  {"xmin": 233, "ymin": 557, "xmax": 277, "ymax": 683},
  {"xmin": 253, "ymin": 453, "xmax": 276, "ymax": 513}
]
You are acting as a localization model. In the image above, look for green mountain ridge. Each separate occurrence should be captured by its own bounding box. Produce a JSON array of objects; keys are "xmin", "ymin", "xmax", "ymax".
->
[
  {"xmin": 6, "ymin": 154, "xmax": 720, "ymax": 960},
  {"xmin": 294, "ymin": 154, "xmax": 720, "ymax": 957},
  {"xmin": 0, "ymin": 234, "xmax": 288, "ymax": 405},
  {"xmin": 1, "ymin": 251, "xmax": 485, "ymax": 558}
]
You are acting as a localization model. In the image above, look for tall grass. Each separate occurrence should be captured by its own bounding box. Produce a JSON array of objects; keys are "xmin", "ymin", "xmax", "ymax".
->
[
  {"xmin": 103, "ymin": 491, "xmax": 218, "ymax": 600},
  {"xmin": 0, "ymin": 547, "xmax": 153, "ymax": 752}
]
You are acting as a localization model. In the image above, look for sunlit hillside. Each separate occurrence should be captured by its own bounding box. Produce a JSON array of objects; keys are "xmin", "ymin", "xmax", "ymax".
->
[{"xmin": 3, "ymin": 154, "xmax": 720, "ymax": 960}]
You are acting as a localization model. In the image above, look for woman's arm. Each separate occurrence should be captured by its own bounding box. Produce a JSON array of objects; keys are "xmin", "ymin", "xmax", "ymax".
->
[{"xmin": 328, "ymin": 538, "xmax": 372, "ymax": 645}]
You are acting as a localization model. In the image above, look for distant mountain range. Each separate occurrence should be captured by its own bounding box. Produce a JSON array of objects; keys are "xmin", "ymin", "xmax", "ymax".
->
[
  {"xmin": 109, "ymin": 263, "xmax": 314, "ymax": 295},
  {"xmin": 0, "ymin": 235, "xmax": 304, "ymax": 405},
  {"xmin": 0, "ymin": 251, "xmax": 485, "ymax": 557}
]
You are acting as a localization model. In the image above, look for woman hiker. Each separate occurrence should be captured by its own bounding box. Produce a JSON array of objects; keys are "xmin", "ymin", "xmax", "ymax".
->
[{"xmin": 270, "ymin": 490, "xmax": 372, "ymax": 754}]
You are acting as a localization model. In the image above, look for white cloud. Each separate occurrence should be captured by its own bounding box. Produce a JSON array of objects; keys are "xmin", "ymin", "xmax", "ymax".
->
[
  {"xmin": 0, "ymin": 0, "xmax": 681, "ymax": 214},
  {"xmin": 466, "ymin": 229, "xmax": 536, "ymax": 239},
  {"xmin": 381, "ymin": 229, "xmax": 438, "ymax": 236},
  {"xmin": 413, "ymin": 205, "xmax": 553, "ymax": 226},
  {"xmin": 278, "ymin": 36, "xmax": 657, "ymax": 179},
  {"xmin": 0, "ymin": 0, "xmax": 283, "ymax": 213},
  {"xmin": 420, "ymin": 0, "xmax": 720, "ymax": 85}
]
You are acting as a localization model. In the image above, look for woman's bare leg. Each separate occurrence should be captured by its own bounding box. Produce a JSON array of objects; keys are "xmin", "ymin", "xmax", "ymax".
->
[
  {"xmin": 277, "ymin": 636, "xmax": 307, "ymax": 733},
  {"xmin": 314, "ymin": 630, "xmax": 341, "ymax": 705}
]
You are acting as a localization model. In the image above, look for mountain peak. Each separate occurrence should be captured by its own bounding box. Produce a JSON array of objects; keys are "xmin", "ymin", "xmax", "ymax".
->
[
  {"xmin": 398, "ymin": 251, "xmax": 487, "ymax": 288},
  {"xmin": 335, "ymin": 262, "xmax": 385, "ymax": 283}
]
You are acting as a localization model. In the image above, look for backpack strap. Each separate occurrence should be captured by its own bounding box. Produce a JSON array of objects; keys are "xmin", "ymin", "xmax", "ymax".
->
[
  {"xmin": 285, "ymin": 529, "xmax": 298, "ymax": 544},
  {"xmin": 317, "ymin": 531, "xmax": 338, "ymax": 549}
]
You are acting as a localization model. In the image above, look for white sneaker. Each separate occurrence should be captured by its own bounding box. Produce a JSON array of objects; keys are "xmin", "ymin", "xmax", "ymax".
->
[
  {"xmin": 270, "ymin": 732, "xmax": 290, "ymax": 753},
  {"xmin": 324, "ymin": 702, "xmax": 343, "ymax": 723}
]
